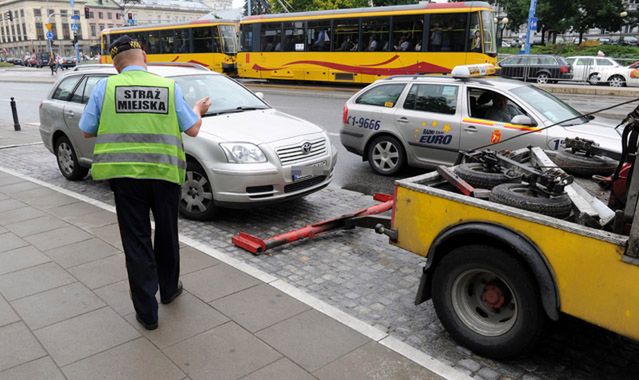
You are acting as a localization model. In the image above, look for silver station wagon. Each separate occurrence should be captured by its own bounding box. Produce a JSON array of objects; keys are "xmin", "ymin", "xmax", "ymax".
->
[
  {"xmin": 341, "ymin": 64, "xmax": 621, "ymax": 175},
  {"xmin": 39, "ymin": 64, "xmax": 337, "ymax": 220}
]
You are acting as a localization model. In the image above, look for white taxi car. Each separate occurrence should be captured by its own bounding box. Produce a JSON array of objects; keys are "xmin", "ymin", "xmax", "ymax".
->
[
  {"xmin": 341, "ymin": 64, "xmax": 621, "ymax": 175},
  {"xmin": 566, "ymin": 56, "xmax": 639, "ymax": 87}
]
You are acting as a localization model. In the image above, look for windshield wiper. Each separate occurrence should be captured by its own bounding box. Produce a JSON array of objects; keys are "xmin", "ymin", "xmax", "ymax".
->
[{"xmin": 203, "ymin": 106, "xmax": 266, "ymax": 117}]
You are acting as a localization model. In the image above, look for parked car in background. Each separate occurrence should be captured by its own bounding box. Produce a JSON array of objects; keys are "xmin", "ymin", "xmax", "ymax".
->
[
  {"xmin": 340, "ymin": 64, "xmax": 619, "ymax": 175},
  {"xmin": 61, "ymin": 57, "xmax": 76, "ymax": 68},
  {"xmin": 598, "ymin": 37, "xmax": 612, "ymax": 45},
  {"xmin": 621, "ymin": 36, "xmax": 639, "ymax": 46},
  {"xmin": 498, "ymin": 54, "xmax": 572, "ymax": 84},
  {"xmin": 39, "ymin": 65, "xmax": 337, "ymax": 220},
  {"xmin": 567, "ymin": 55, "xmax": 635, "ymax": 87}
]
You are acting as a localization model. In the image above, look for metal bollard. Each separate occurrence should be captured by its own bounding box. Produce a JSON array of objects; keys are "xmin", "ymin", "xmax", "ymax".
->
[{"xmin": 10, "ymin": 97, "xmax": 21, "ymax": 131}]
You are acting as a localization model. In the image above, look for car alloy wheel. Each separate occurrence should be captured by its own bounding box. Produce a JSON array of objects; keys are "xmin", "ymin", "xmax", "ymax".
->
[
  {"xmin": 367, "ymin": 135, "xmax": 405, "ymax": 176},
  {"xmin": 54, "ymin": 135, "xmax": 88, "ymax": 180},
  {"xmin": 536, "ymin": 73, "xmax": 550, "ymax": 84},
  {"xmin": 609, "ymin": 75, "xmax": 626, "ymax": 87},
  {"xmin": 179, "ymin": 161, "xmax": 218, "ymax": 220},
  {"xmin": 57, "ymin": 141, "xmax": 75, "ymax": 177},
  {"xmin": 588, "ymin": 73, "xmax": 599, "ymax": 85}
]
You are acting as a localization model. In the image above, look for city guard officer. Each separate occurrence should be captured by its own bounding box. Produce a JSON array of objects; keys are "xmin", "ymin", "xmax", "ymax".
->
[{"xmin": 79, "ymin": 35, "xmax": 211, "ymax": 330}]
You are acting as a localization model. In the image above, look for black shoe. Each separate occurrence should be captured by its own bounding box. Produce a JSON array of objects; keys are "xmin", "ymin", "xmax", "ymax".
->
[
  {"xmin": 136, "ymin": 314, "xmax": 158, "ymax": 330},
  {"xmin": 161, "ymin": 281, "xmax": 183, "ymax": 305}
]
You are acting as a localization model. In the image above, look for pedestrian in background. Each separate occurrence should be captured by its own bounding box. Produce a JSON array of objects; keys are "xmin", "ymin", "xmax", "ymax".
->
[
  {"xmin": 47, "ymin": 53, "xmax": 56, "ymax": 75},
  {"xmin": 78, "ymin": 35, "xmax": 211, "ymax": 330}
]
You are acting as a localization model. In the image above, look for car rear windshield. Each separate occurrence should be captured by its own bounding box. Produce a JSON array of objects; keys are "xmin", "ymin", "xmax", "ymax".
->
[
  {"xmin": 172, "ymin": 75, "xmax": 267, "ymax": 115},
  {"xmin": 510, "ymin": 85, "xmax": 587, "ymax": 125}
]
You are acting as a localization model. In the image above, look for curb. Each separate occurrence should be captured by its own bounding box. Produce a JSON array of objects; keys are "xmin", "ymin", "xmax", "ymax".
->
[{"xmin": 537, "ymin": 84, "xmax": 639, "ymax": 97}]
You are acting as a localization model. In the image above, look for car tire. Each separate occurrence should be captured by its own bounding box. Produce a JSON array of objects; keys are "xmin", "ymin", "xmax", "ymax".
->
[
  {"xmin": 550, "ymin": 149, "xmax": 618, "ymax": 177},
  {"xmin": 54, "ymin": 135, "xmax": 89, "ymax": 181},
  {"xmin": 367, "ymin": 135, "xmax": 405, "ymax": 176},
  {"xmin": 588, "ymin": 73, "xmax": 599, "ymax": 85},
  {"xmin": 609, "ymin": 75, "xmax": 626, "ymax": 87},
  {"xmin": 179, "ymin": 160, "xmax": 219, "ymax": 221},
  {"xmin": 489, "ymin": 183, "xmax": 572, "ymax": 218},
  {"xmin": 535, "ymin": 72, "xmax": 550, "ymax": 84},
  {"xmin": 432, "ymin": 245, "xmax": 546, "ymax": 359},
  {"xmin": 454, "ymin": 163, "xmax": 518, "ymax": 189}
]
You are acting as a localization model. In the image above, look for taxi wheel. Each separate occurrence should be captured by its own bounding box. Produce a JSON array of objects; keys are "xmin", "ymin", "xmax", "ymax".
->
[
  {"xmin": 608, "ymin": 75, "xmax": 626, "ymax": 87},
  {"xmin": 54, "ymin": 135, "xmax": 88, "ymax": 181},
  {"xmin": 489, "ymin": 183, "xmax": 572, "ymax": 219},
  {"xmin": 535, "ymin": 73, "xmax": 550, "ymax": 84},
  {"xmin": 179, "ymin": 161, "xmax": 219, "ymax": 221},
  {"xmin": 432, "ymin": 245, "xmax": 546, "ymax": 359},
  {"xmin": 367, "ymin": 135, "xmax": 405, "ymax": 176},
  {"xmin": 551, "ymin": 149, "xmax": 618, "ymax": 177}
]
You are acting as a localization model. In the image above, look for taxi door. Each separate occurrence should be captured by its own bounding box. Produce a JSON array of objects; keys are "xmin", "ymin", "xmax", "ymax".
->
[
  {"xmin": 394, "ymin": 82, "xmax": 462, "ymax": 166},
  {"xmin": 460, "ymin": 87, "xmax": 547, "ymax": 152}
]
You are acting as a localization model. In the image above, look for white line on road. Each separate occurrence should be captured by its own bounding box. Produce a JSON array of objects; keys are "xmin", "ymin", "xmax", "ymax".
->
[
  {"xmin": 327, "ymin": 132, "xmax": 340, "ymax": 137},
  {"xmin": 0, "ymin": 164, "xmax": 471, "ymax": 380}
]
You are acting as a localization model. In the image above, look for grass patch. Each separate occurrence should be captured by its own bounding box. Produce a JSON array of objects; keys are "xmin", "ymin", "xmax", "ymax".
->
[{"xmin": 0, "ymin": 62, "xmax": 15, "ymax": 68}]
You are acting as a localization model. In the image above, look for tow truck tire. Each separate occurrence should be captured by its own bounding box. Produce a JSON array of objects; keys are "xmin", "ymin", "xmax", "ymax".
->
[
  {"xmin": 550, "ymin": 149, "xmax": 617, "ymax": 177},
  {"xmin": 179, "ymin": 160, "xmax": 219, "ymax": 220},
  {"xmin": 454, "ymin": 163, "xmax": 517, "ymax": 189},
  {"xmin": 489, "ymin": 183, "xmax": 572, "ymax": 218},
  {"xmin": 432, "ymin": 245, "xmax": 546, "ymax": 359}
]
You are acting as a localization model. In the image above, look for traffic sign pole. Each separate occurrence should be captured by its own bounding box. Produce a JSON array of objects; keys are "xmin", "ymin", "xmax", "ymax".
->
[{"xmin": 523, "ymin": 0, "xmax": 538, "ymax": 54}]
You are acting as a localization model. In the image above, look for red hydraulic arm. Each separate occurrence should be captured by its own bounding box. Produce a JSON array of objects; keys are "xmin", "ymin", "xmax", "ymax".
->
[{"xmin": 232, "ymin": 193, "xmax": 394, "ymax": 255}]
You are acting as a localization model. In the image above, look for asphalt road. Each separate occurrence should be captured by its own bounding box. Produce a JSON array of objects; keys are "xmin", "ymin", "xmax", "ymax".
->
[{"xmin": 1, "ymin": 81, "xmax": 639, "ymax": 197}]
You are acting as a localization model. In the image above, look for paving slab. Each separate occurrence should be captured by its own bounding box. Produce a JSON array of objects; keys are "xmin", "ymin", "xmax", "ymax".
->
[
  {"xmin": 0, "ymin": 180, "xmax": 42, "ymax": 194},
  {"xmin": 66, "ymin": 210, "xmax": 118, "ymax": 229},
  {"xmin": 0, "ymin": 245, "xmax": 50, "ymax": 275},
  {"xmin": 11, "ymin": 282, "xmax": 105, "ymax": 330},
  {"xmin": 313, "ymin": 341, "xmax": 443, "ymax": 380},
  {"xmin": 241, "ymin": 358, "xmax": 316, "ymax": 380},
  {"xmin": 89, "ymin": 223, "xmax": 124, "ymax": 250},
  {"xmin": 24, "ymin": 191, "xmax": 78, "ymax": 209},
  {"xmin": 0, "ymin": 262, "xmax": 76, "ymax": 301},
  {"xmin": 0, "ymin": 356, "xmax": 65, "ymax": 380},
  {"xmin": 256, "ymin": 309, "xmax": 370, "ymax": 372},
  {"xmin": 3, "ymin": 215, "xmax": 69, "ymax": 237},
  {"xmin": 164, "ymin": 322, "xmax": 282, "ymax": 380},
  {"xmin": 0, "ymin": 294, "xmax": 19, "ymax": 327},
  {"xmin": 34, "ymin": 307, "xmax": 140, "ymax": 366},
  {"xmin": 62, "ymin": 337, "xmax": 185, "ymax": 380},
  {"xmin": 180, "ymin": 246, "xmax": 221, "ymax": 274},
  {"xmin": 43, "ymin": 237, "xmax": 119, "ymax": 268},
  {"xmin": 68, "ymin": 253, "xmax": 128, "ymax": 289},
  {"xmin": 24, "ymin": 225, "xmax": 92, "ymax": 251},
  {"xmin": 47, "ymin": 201, "xmax": 104, "ymax": 219},
  {"xmin": 0, "ymin": 205, "xmax": 46, "ymax": 226},
  {"xmin": 0, "ymin": 232, "xmax": 29, "ymax": 253},
  {"xmin": 94, "ymin": 280, "xmax": 135, "ymax": 316},
  {"xmin": 0, "ymin": 198, "xmax": 27, "ymax": 212},
  {"xmin": 210, "ymin": 283, "xmax": 310, "ymax": 333},
  {"xmin": 0, "ymin": 322, "xmax": 46, "ymax": 371},
  {"xmin": 182, "ymin": 264, "xmax": 261, "ymax": 303},
  {"xmin": 0, "ymin": 175, "xmax": 26, "ymax": 186},
  {"xmin": 125, "ymin": 292, "xmax": 229, "ymax": 348}
]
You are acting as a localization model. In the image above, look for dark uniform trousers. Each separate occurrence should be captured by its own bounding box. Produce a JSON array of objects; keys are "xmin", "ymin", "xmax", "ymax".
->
[{"xmin": 110, "ymin": 177, "xmax": 181, "ymax": 323}]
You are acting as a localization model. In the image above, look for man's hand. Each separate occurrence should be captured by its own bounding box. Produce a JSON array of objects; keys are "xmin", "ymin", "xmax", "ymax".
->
[{"xmin": 194, "ymin": 96, "xmax": 212, "ymax": 116}]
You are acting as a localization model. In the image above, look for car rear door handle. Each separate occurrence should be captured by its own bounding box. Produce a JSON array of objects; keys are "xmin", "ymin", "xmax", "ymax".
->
[
  {"xmin": 64, "ymin": 110, "xmax": 74, "ymax": 117},
  {"xmin": 464, "ymin": 125, "xmax": 478, "ymax": 133},
  {"xmin": 397, "ymin": 117, "xmax": 408, "ymax": 123}
]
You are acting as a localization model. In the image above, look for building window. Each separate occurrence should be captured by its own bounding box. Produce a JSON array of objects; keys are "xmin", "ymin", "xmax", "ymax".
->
[
  {"xmin": 98, "ymin": 12, "xmax": 103, "ymax": 19},
  {"xmin": 61, "ymin": 10, "xmax": 68, "ymax": 17},
  {"xmin": 63, "ymin": 23, "xmax": 70, "ymax": 39},
  {"xmin": 90, "ymin": 24, "xmax": 96, "ymax": 37},
  {"xmin": 21, "ymin": 23, "xmax": 25, "ymax": 37},
  {"xmin": 34, "ymin": 9, "xmax": 41, "ymax": 17},
  {"xmin": 89, "ymin": 12, "xmax": 94, "ymax": 18},
  {"xmin": 35, "ymin": 22, "xmax": 44, "ymax": 39},
  {"xmin": 20, "ymin": 9, "xmax": 24, "ymax": 17},
  {"xmin": 74, "ymin": 10, "xmax": 79, "ymax": 16},
  {"xmin": 107, "ymin": 12, "xmax": 112, "ymax": 20},
  {"xmin": 116, "ymin": 13, "xmax": 121, "ymax": 20}
]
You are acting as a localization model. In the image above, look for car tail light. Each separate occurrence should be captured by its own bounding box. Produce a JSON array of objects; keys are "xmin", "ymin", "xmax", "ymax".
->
[
  {"xmin": 560, "ymin": 65, "xmax": 571, "ymax": 73},
  {"xmin": 342, "ymin": 105, "xmax": 348, "ymax": 124}
]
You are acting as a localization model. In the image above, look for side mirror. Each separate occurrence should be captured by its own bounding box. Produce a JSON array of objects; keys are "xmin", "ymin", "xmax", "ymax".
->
[
  {"xmin": 510, "ymin": 115, "xmax": 537, "ymax": 126},
  {"xmin": 255, "ymin": 92, "xmax": 264, "ymax": 100}
]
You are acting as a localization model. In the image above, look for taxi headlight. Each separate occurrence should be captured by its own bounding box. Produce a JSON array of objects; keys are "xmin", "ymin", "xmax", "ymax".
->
[{"xmin": 220, "ymin": 143, "xmax": 267, "ymax": 163}]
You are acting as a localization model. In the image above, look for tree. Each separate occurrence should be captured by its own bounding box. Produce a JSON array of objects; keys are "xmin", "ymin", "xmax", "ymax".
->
[
  {"xmin": 243, "ymin": 0, "xmax": 271, "ymax": 16},
  {"xmin": 570, "ymin": 0, "xmax": 624, "ymax": 43},
  {"xmin": 269, "ymin": 0, "xmax": 367, "ymax": 13}
]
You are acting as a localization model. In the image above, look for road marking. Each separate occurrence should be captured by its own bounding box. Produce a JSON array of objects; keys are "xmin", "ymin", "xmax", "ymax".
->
[{"xmin": 0, "ymin": 164, "xmax": 471, "ymax": 380}]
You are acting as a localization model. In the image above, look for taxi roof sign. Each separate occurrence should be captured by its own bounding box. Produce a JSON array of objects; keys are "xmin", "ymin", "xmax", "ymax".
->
[{"xmin": 451, "ymin": 63, "xmax": 496, "ymax": 79}]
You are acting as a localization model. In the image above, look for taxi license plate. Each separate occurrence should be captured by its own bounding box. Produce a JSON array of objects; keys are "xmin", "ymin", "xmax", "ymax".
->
[{"xmin": 292, "ymin": 160, "xmax": 328, "ymax": 182}]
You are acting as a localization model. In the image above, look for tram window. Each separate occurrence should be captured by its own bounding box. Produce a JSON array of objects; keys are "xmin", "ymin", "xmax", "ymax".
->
[
  {"xmin": 392, "ymin": 15, "xmax": 423, "ymax": 52},
  {"xmin": 174, "ymin": 28, "xmax": 190, "ymax": 53},
  {"xmin": 361, "ymin": 17, "xmax": 390, "ymax": 51},
  {"xmin": 193, "ymin": 27, "xmax": 218, "ymax": 53},
  {"xmin": 468, "ymin": 12, "xmax": 481, "ymax": 52},
  {"xmin": 429, "ymin": 13, "xmax": 468, "ymax": 52},
  {"xmin": 159, "ymin": 30, "xmax": 175, "ymax": 54},
  {"xmin": 333, "ymin": 18, "xmax": 359, "ymax": 52},
  {"xmin": 261, "ymin": 22, "xmax": 282, "ymax": 52},
  {"xmin": 307, "ymin": 20, "xmax": 331, "ymax": 52},
  {"xmin": 147, "ymin": 31, "xmax": 162, "ymax": 54},
  {"xmin": 283, "ymin": 22, "xmax": 305, "ymax": 51},
  {"xmin": 241, "ymin": 27, "xmax": 253, "ymax": 52}
]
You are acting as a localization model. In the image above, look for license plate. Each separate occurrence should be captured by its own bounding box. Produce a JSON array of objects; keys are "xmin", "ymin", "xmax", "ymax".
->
[{"xmin": 292, "ymin": 160, "xmax": 328, "ymax": 182}]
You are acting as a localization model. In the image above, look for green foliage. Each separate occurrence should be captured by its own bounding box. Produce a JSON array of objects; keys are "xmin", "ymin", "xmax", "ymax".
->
[
  {"xmin": 0, "ymin": 62, "xmax": 14, "ymax": 68},
  {"xmin": 500, "ymin": 44, "xmax": 639, "ymax": 59},
  {"xmin": 269, "ymin": 0, "xmax": 414, "ymax": 13}
]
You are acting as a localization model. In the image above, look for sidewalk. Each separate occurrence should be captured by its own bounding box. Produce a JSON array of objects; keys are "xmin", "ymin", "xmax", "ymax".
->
[{"xmin": 0, "ymin": 169, "xmax": 447, "ymax": 380}]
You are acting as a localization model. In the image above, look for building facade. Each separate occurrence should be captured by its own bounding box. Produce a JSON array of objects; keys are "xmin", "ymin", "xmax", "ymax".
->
[{"xmin": 0, "ymin": 0, "xmax": 221, "ymax": 58}]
